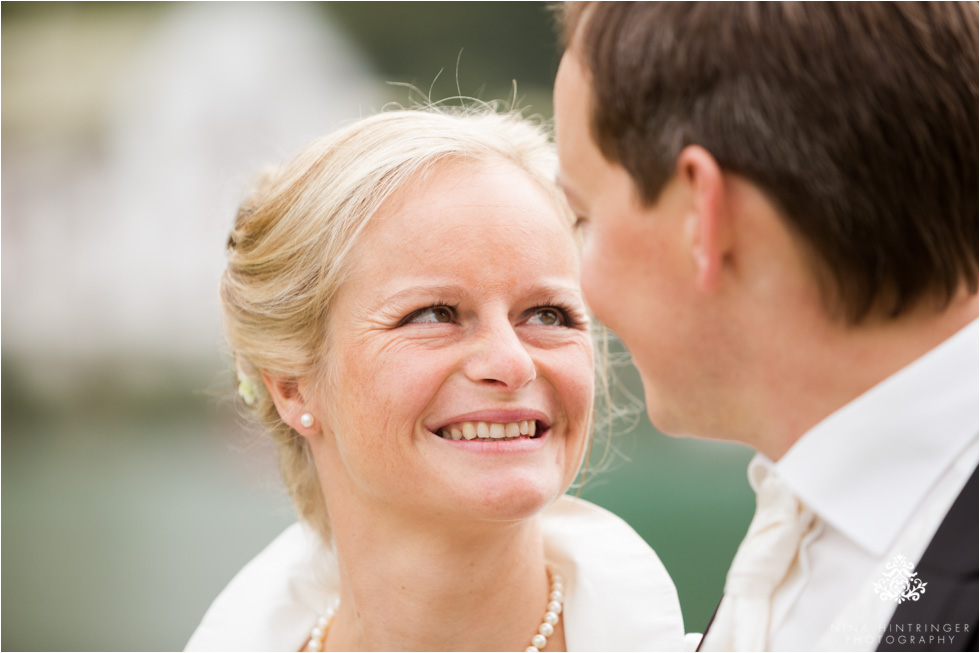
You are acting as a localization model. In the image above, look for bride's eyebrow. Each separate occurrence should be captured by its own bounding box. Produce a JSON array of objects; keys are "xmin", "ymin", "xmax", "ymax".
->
[
  {"xmin": 533, "ymin": 281, "xmax": 584, "ymax": 300},
  {"xmin": 365, "ymin": 280, "xmax": 585, "ymax": 315},
  {"xmin": 368, "ymin": 283, "xmax": 466, "ymax": 312}
]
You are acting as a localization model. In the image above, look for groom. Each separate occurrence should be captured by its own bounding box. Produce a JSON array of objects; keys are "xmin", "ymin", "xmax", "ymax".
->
[{"xmin": 553, "ymin": 3, "xmax": 978, "ymax": 651}]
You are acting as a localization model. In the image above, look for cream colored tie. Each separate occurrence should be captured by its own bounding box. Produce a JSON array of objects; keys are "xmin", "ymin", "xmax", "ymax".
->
[{"xmin": 700, "ymin": 467, "xmax": 815, "ymax": 651}]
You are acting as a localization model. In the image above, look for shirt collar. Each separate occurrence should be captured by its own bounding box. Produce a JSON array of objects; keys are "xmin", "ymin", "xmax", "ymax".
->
[{"xmin": 773, "ymin": 319, "xmax": 978, "ymax": 555}]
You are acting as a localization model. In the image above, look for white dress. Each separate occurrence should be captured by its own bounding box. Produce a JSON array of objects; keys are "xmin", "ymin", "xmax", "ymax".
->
[{"xmin": 186, "ymin": 495, "xmax": 694, "ymax": 651}]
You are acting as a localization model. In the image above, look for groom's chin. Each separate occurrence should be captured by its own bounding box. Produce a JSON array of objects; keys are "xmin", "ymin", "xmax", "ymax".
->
[
  {"xmin": 642, "ymin": 386, "xmax": 718, "ymax": 442},
  {"xmin": 637, "ymin": 369, "xmax": 726, "ymax": 440},
  {"xmin": 642, "ymin": 391, "xmax": 687, "ymax": 439}
]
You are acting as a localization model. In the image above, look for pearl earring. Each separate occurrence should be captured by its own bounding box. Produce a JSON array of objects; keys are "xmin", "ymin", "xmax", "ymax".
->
[{"xmin": 300, "ymin": 413, "xmax": 314, "ymax": 428}]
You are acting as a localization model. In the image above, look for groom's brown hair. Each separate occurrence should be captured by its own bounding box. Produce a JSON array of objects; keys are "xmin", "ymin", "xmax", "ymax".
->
[{"xmin": 561, "ymin": 2, "xmax": 978, "ymax": 323}]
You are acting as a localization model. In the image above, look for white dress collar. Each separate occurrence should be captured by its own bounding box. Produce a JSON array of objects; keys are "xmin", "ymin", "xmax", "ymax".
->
[{"xmin": 185, "ymin": 494, "xmax": 686, "ymax": 651}]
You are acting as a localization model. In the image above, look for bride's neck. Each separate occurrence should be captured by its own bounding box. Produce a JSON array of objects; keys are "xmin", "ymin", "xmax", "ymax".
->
[{"xmin": 325, "ymin": 511, "xmax": 560, "ymax": 651}]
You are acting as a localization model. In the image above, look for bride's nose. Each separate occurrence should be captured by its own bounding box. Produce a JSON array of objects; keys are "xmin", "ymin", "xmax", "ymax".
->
[{"xmin": 463, "ymin": 318, "xmax": 536, "ymax": 390}]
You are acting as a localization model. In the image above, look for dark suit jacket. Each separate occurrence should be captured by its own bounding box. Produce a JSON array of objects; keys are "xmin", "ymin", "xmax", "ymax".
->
[
  {"xmin": 877, "ymin": 467, "xmax": 978, "ymax": 652},
  {"xmin": 699, "ymin": 467, "xmax": 979, "ymax": 652}
]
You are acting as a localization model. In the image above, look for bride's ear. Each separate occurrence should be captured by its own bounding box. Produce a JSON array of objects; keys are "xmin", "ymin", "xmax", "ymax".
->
[{"xmin": 261, "ymin": 372, "xmax": 321, "ymax": 438}]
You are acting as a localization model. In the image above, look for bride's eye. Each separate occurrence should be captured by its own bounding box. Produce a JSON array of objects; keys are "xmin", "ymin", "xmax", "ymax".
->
[
  {"xmin": 405, "ymin": 306, "xmax": 455, "ymax": 324},
  {"xmin": 525, "ymin": 308, "xmax": 564, "ymax": 327}
]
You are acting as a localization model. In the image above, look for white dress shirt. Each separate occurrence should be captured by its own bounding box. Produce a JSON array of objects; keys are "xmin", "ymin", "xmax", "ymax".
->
[
  {"xmin": 185, "ymin": 495, "xmax": 693, "ymax": 651},
  {"xmin": 758, "ymin": 319, "xmax": 979, "ymax": 651}
]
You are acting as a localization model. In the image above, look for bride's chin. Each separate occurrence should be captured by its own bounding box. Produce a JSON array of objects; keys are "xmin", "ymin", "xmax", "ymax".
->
[{"xmin": 462, "ymin": 478, "xmax": 564, "ymax": 523}]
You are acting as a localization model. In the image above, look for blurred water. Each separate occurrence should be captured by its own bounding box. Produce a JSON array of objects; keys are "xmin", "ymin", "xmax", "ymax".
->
[{"xmin": 3, "ymin": 404, "xmax": 295, "ymax": 650}]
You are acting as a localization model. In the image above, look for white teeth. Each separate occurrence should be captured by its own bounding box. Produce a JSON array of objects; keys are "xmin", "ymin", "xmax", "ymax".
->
[{"xmin": 437, "ymin": 419, "xmax": 542, "ymax": 441}]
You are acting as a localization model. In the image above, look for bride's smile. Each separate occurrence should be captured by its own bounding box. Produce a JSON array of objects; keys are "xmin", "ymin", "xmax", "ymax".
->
[
  {"xmin": 304, "ymin": 158, "xmax": 594, "ymax": 526},
  {"xmin": 428, "ymin": 410, "xmax": 547, "ymax": 443}
]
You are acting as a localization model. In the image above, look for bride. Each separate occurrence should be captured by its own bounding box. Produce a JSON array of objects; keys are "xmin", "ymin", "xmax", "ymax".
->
[{"xmin": 186, "ymin": 107, "xmax": 689, "ymax": 651}]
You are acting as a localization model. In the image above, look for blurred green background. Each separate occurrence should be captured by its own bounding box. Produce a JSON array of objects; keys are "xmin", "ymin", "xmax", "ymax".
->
[{"xmin": 2, "ymin": 2, "xmax": 753, "ymax": 650}]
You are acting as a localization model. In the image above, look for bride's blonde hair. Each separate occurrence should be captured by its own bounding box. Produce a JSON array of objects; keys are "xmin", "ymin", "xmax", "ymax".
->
[{"xmin": 221, "ymin": 106, "xmax": 592, "ymax": 540}]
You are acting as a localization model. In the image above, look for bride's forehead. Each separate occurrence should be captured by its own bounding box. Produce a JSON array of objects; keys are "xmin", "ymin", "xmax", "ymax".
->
[
  {"xmin": 342, "ymin": 213, "xmax": 580, "ymax": 309},
  {"xmin": 366, "ymin": 169, "xmax": 568, "ymax": 243}
]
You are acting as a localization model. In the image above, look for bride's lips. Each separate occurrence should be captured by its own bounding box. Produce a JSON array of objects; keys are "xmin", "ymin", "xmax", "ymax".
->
[{"xmin": 425, "ymin": 409, "xmax": 552, "ymax": 445}]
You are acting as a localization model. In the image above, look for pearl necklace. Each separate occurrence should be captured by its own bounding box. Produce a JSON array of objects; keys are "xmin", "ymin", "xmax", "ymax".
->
[{"xmin": 304, "ymin": 568, "xmax": 564, "ymax": 652}]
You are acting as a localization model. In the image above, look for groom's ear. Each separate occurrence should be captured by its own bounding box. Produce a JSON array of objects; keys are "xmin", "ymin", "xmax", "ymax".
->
[{"xmin": 677, "ymin": 145, "xmax": 732, "ymax": 294}]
